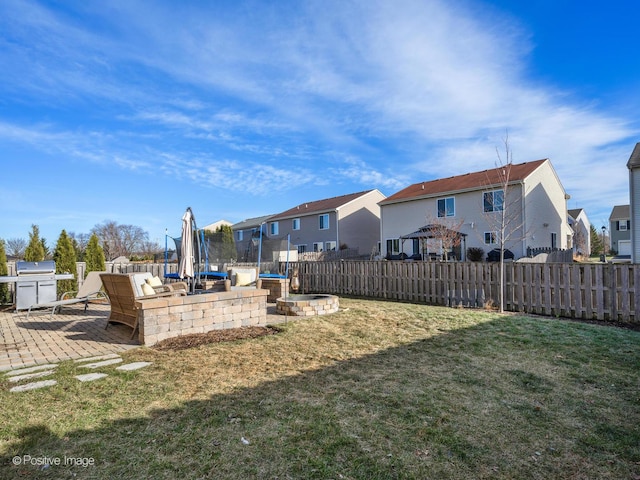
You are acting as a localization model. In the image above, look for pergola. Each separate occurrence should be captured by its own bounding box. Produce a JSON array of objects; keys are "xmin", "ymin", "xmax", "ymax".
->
[{"xmin": 400, "ymin": 224, "xmax": 468, "ymax": 261}]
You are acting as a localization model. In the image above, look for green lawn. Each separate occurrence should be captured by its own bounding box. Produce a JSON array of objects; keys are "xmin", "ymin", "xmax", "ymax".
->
[{"xmin": 1, "ymin": 298, "xmax": 639, "ymax": 479}]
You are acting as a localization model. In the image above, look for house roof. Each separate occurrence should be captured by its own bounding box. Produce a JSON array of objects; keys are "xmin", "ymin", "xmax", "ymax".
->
[
  {"xmin": 568, "ymin": 208, "xmax": 583, "ymax": 219},
  {"xmin": 626, "ymin": 142, "xmax": 640, "ymax": 169},
  {"xmin": 609, "ymin": 204, "xmax": 630, "ymax": 220},
  {"xmin": 269, "ymin": 190, "xmax": 378, "ymax": 220},
  {"xmin": 380, "ymin": 159, "xmax": 548, "ymax": 205},
  {"xmin": 231, "ymin": 214, "xmax": 275, "ymax": 231}
]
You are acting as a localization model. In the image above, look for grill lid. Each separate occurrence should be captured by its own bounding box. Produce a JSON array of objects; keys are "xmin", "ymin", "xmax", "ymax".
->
[{"xmin": 16, "ymin": 260, "xmax": 56, "ymax": 275}]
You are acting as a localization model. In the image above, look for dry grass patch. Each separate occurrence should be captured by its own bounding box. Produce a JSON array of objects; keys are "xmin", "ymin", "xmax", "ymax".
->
[{"xmin": 1, "ymin": 298, "xmax": 639, "ymax": 479}]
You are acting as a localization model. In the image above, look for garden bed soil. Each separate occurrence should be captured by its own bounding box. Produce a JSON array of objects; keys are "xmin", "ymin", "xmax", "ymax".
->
[{"xmin": 152, "ymin": 325, "xmax": 281, "ymax": 351}]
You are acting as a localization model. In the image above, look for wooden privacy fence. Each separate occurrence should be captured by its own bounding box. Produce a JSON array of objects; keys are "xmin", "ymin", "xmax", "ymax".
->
[{"xmin": 292, "ymin": 261, "xmax": 640, "ymax": 324}]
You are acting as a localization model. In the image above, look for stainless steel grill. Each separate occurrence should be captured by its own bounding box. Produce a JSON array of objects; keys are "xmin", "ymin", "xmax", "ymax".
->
[
  {"xmin": 16, "ymin": 260, "xmax": 56, "ymax": 276},
  {"xmin": 4, "ymin": 261, "xmax": 74, "ymax": 311}
]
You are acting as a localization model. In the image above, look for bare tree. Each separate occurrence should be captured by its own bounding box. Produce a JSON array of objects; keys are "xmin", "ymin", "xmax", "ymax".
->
[
  {"xmin": 572, "ymin": 228, "xmax": 587, "ymax": 259},
  {"xmin": 424, "ymin": 214, "xmax": 466, "ymax": 261},
  {"xmin": 482, "ymin": 135, "xmax": 530, "ymax": 312},
  {"xmin": 139, "ymin": 240, "xmax": 164, "ymax": 259},
  {"xmin": 69, "ymin": 232, "xmax": 90, "ymax": 254},
  {"xmin": 5, "ymin": 238, "xmax": 27, "ymax": 258},
  {"xmin": 92, "ymin": 221, "xmax": 149, "ymax": 260}
]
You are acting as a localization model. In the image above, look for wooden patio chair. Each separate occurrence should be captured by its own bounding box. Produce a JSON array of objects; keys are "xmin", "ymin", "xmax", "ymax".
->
[{"xmin": 100, "ymin": 273, "xmax": 187, "ymax": 339}]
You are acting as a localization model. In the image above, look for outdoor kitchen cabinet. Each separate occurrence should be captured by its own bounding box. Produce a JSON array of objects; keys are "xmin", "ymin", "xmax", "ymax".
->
[{"xmin": 15, "ymin": 278, "xmax": 57, "ymax": 311}]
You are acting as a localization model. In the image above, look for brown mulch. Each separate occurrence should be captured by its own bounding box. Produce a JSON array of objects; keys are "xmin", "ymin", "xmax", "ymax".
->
[{"xmin": 152, "ymin": 325, "xmax": 281, "ymax": 351}]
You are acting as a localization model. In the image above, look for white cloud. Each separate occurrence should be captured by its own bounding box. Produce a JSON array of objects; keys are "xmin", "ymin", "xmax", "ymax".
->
[{"xmin": 0, "ymin": 0, "xmax": 638, "ymax": 234}]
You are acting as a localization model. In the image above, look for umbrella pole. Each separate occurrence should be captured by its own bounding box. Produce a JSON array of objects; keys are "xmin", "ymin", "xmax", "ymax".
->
[
  {"xmin": 285, "ymin": 234, "xmax": 290, "ymax": 323},
  {"xmin": 164, "ymin": 229, "xmax": 168, "ymax": 278},
  {"xmin": 257, "ymin": 225, "xmax": 263, "ymax": 274}
]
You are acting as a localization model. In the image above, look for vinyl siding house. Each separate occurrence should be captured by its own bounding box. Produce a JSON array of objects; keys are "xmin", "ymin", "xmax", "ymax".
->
[
  {"xmin": 379, "ymin": 159, "xmax": 572, "ymax": 261},
  {"xmin": 627, "ymin": 142, "xmax": 640, "ymax": 263},
  {"xmin": 568, "ymin": 208, "xmax": 591, "ymax": 257},
  {"xmin": 609, "ymin": 205, "xmax": 631, "ymax": 256},
  {"xmin": 266, "ymin": 190, "xmax": 386, "ymax": 257},
  {"xmin": 231, "ymin": 214, "xmax": 275, "ymax": 262}
]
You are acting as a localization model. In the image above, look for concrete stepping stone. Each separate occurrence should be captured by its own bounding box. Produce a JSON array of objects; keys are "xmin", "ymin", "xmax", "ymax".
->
[
  {"xmin": 79, "ymin": 358, "xmax": 123, "ymax": 369},
  {"xmin": 74, "ymin": 354, "xmax": 121, "ymax": 364},
  {"xmin": 8, "ymin": 370, "xmax": 56, "ymax": 383},
  {"xmin": 75, "ymin": 373, "xmax": 108, "ymax": 382},
  {"xmin": 116, "ymin": 362, "xmax": 152, "ymax": 371},
  {"xmin": 5, "ymin": 364, "xmax": 58, "ymax": 377},
  {"xmin": 10, "ymin": 380, "xmax": 57, "ymax": 392}
]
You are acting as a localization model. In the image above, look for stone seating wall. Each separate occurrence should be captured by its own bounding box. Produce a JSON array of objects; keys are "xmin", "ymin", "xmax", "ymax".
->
[{"xmin": 136, "ymin": 289, "xmax": 267, "ymax": 346}]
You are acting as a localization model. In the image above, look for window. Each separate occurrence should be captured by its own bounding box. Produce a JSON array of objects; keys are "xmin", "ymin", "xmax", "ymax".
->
[
  {"xmin": 325, "ymin": 241, "xmax": 337, "ymax": 251},
  {"xmin": 484, "ymin": 232, "xmax": 497, "ymax": 244},
  {"xmin": 412, "ymin": 239, "xmax": 420, "ymax": 255},
  {"xmin": 319, "ymin": 213, "xmax": 330, "ymax": 230},
  {"xmin": 437, "ymin": 197, "xmax": 455, "ymax": 217},
  {"xmin": 313, "ymin": 242, "xmax": 323, "ymax": 252},
  {"xmin": 483, "ymin": 190, "xmax": 504, "ymax": 212},
  {"xmin": 551, "ymin": 232, "xmax": 557, "ymax": 249},
  {"xmin": 236, "ymin": 230, "xmax": 243, "ymax": 241},
  {"xmin": 292, "ymin": 218, "xmax": 300, "ymax": 230},
  {"xmin": 297, "ymin": 244, "xmax": 307, "ymax": 254},
  {"xmin": 269, "ymin": 222, "xmax": 279, "ymax": 235},
  {"xmin": 386, "ymin": 238, "xmax": 400, "ymax": 254},
  {"xmin": 619, "ymin": 220, "xmax": 630, "ymax": 231}
]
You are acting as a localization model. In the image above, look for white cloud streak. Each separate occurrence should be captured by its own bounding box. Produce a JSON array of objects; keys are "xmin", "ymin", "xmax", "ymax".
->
[{"xmin": 0, "ymin": 0, "xmax": 637, "ymax": 227}]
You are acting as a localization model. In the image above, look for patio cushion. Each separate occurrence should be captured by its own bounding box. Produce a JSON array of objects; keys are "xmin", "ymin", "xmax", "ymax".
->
[
  {"xmin": 141, "ymin": 283, "xmax": 156, "ymax": 296},
  {"xmin": 235, "ymin": 271, "xmax": 252, "ymax": 286},
  {"xmin": 146, "ymin": 276, "xmax": 163, "ymax": 288}
]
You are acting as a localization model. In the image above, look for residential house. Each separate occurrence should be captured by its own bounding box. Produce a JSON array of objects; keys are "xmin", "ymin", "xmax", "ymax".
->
[
  {"xmin": 627, "ymin": 142, "xmax": 640, "ymax": 263},
  {"xmin": 266, "ymin": 190, "xmax": 386, "ymax": 257},
  {"xmin": 379, "ymin": 159, "xmax": 572, "ymax": 260},
  {"xmin": 608, "ymin": 205, "xmax": 631, "ymax": 256},
  {"xmin": 231, "ymin": 214, "xmax": 275, "ymax": 262},
  {"xmin": 201, "ymin": 219, "xmax": 232, "ymax": 233},
  {"xmin": 568, "ymin": 208, "xmax": 591, "ymax": 256}
]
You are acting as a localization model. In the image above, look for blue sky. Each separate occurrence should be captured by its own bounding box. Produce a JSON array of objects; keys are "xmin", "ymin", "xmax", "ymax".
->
[{"xmin": 1, "ymin": 0, "xmax": 638, "ymax": 247}]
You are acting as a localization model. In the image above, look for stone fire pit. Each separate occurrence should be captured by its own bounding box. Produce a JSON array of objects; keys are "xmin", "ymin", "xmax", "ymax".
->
[{"xmin": 275, "ymin": 294, "xmax": 339, "ymax": 316}]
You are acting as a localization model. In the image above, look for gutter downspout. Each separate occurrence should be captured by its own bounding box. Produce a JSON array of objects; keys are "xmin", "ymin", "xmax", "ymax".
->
[
  {"xmin": 521, "ymin": 180, "xmax": 527, "ymax": 256},
  {"xmin": 335, "ymin": 207, "xmax": 340, "ymax": 251}
]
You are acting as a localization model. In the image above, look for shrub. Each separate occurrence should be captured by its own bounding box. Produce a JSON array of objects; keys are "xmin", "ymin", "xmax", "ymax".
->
[
  {"xmin": 0, "ymin": 239, "xmax": 10, "ymax": 304},
  {"xmin": 467, "ymin": 247, "xmax": 484, "ymax": 262}
]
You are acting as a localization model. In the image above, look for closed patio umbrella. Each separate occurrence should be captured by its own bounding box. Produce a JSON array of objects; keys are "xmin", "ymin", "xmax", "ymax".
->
[{"xmin": 178, "ymin": 208, "xmax": 195, "ymax": 282}]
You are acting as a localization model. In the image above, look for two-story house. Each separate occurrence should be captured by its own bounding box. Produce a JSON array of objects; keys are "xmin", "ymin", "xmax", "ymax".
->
[
  {"xmin": 568, "ymin": 208, "xmax": 591, "ymax": 257},
  {"xmin": 627, "ymin": 142, "xmax": 640, "ymax": 263},
  {"xmin": 609, "ymin": 205, "xmax": 631, "ymax": 257},
  {"xmin": 379, "ymin": 159, "xmax": 572, "ymax": 260},
  {"xmin": 231, "ymin": 214, "xmax": 274, "ymax": 262},
  {"xmin": 266, "ymin": 190, "xmax": 386, "ymax": 257}
]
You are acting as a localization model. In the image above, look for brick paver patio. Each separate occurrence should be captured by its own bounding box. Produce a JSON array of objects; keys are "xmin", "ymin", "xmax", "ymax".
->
[
  {"xmin": 1, "ymin": 301, "xmax": 288, "ymax": 372},
  {"xmin": 0, "ymin": 303, "xmax": 139, "ymax": 372}
]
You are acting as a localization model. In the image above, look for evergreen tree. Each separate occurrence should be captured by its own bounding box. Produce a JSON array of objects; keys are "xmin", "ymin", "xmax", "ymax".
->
[
  {"xmin": 24, "ymin": 224, "xmax": 45, "ymax": 261},
  {"xmin": 71, "ymin": 236, "xmax": 81, "ymax": 261},
  {"xmin": 84, "ymin": 233, "xmax": 106, "ymax": 275},
  {"xmin": 41, "ymin": 238, "xmax": 51, "ymax": 259},
  {"xmin": 0, "ymin": 239, "xmax": 10, "ymax": 304},
  {"xmin": 204, "ymin": 225, "xmax": 237, "ymax": 262},
  {"xmin": 53, "ymin": 230, "xmax": 78, "ymax": 296},
  {"xmin": 590, "ymin": 224, "xmax": 604, "ymax": 257}
]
